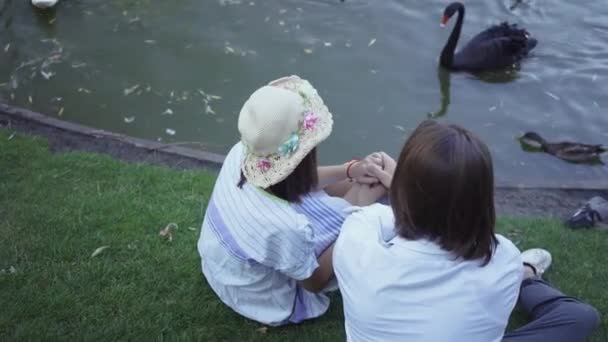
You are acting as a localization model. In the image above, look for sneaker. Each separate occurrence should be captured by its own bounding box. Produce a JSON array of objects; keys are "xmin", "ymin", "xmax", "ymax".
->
[
  {"xmin": 521, "ymin": 248, "xmax": 552, "ymax": 276},
  {"xmin": 566, "ymin": 196, "xmax": 608, "ymax": 229}
]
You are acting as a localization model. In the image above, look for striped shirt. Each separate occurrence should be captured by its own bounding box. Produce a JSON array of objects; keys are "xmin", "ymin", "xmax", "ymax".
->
[{"xmin": 198, "ymin": 142, "xmax": 349, "ymax": 325}]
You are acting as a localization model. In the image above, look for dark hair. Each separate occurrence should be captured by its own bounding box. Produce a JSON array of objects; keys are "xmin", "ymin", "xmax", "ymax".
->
[
  {"xmin": 238, "ymin": 148, "xmax": 318, "ymax": 203},
  {"xmin": 389, "ymin": 120, "xmax": 497, "ymax": 265}
]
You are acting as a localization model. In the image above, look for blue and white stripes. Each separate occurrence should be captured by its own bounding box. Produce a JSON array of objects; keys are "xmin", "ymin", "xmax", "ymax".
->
[{"xmin": 198, "ymin": 142, "xmax": 347, "ymax": 325}]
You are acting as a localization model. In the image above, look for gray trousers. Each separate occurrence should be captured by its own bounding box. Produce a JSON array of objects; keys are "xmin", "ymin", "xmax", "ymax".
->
[{"xmin": 503, "ymin": 278, "xmax": 601, "ymax": 342}]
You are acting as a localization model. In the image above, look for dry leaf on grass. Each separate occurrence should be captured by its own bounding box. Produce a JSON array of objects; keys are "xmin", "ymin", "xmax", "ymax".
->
[
  {"xmin": 256, "ymin": 327, "xmax": 268, "ymax": 334},
  {"xmin": 159, "ymin": 223, "xmax": 179, "ymax": 241},
  {"xmin": 91, "ymin": 246, "xmax": 110, "ymax": 257}
]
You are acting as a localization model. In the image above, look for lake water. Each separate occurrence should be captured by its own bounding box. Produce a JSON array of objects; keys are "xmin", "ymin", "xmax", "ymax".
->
[{"xmin": 1, "ymin": 0, "xmax": 607, "ymax": 187}]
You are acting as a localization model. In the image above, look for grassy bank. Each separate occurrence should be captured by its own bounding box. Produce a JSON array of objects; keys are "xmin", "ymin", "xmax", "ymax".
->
[{"xmin": 0, "ymin": 130, "xmax": 606, "ymax": 341}]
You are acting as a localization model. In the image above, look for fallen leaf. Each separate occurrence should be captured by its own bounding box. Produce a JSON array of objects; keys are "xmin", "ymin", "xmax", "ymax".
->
[
  {"xmin": 304, "ymin": 48, "xmax": 313, "ymax": 54},
  {"xmin": 28, "ymin": 96, "xmax": 33, "ymax": 104},
  {"xmin": 71, "ymin": 62, "xmax": 87, "ymax": 68},
  {"xmin": 188, "ymin": 227, "xmax": 197, "ymax": 231},
  {"xmin": 124, "ymin": 116, "xmax": 135, "ymax": 123},
  {"xmin": 256, "ymin": 327, "xmax": 268, "ymax": 334},
  {"xmin": 368, "ymin": 38, "xmax": 377, "ymax": 47},
  {"xmin": 225, "ymin": 46, "xmax": 235, "ymax": 54},
  {"xmin": 162, "ymin": 108, "xmax": 174, "ymax": 115},
  {"xmin": 278, "ymin": 20, "xmax": 285, "ymax": 26},
  {"xmin": 8, "ymin": 133, "xmax": 15, "ymax": 140},
  {"xmin": 78, "ymin": 88, "xmax": 91, "ymax": 94},
  {"xmin": 91, "ymin": 246, "xmax": 110, "ymax": 258},
  {"xmin": 324, "ymin": 42, "xmax": 332, "ymax": 47},
  {"xmin": 124, "ymin": 84, "xmax": 140, "ymax": 96},
  {"xmin": 58, "ymin": 107, "xmax": 64, "ymax": 116},
  {"xmin": 165, "ymin": 128, "xmax": 176, "ymax": 136},
  {"xmin": 48, "ymin": 17, "xmax": 56, "ymax": 25},
  {"xmin": 159, "ymin": 223, "xmax": 178, "ymax": 241},
  {"xmin": 279, "ymin": 8, "xmax": 287, "ymax": 14},
  {"xmin": 4, "ymin": 43, "xmax": 9, "ymax": 52}
]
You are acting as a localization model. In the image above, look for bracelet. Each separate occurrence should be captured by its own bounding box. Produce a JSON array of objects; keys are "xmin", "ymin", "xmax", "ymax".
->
[{"xmin": 345, "ymin": 159, "xmax": 359, "ymax": 180}]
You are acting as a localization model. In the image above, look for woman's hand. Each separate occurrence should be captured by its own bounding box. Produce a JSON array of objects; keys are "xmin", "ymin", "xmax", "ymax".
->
[
  {"xmin": 367, "ymin": 152, "xmax": 396, "ymax": 189},
  {"xmin": 348, "ymin": 152, "xmax": 384, "ymax": 184},
  {"xmin": 379, "ymin": 152, "xmax": 396, "ymax": 177}
]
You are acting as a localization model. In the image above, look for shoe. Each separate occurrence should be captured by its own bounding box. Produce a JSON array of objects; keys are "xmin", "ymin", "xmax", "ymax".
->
[
  {"xmin": 566, "ymin": 196, "xmax": 608, "ymax": 229},
  {"xmin": 521, "ymin": 248, "xmax": 552, "ymax": 276}
]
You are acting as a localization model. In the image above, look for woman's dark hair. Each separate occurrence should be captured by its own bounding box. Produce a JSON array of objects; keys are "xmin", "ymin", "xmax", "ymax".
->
[
  {"xmin": 238, "ymin": 148, "xmax": 318, "ymax": 203},
  {"xmin": 389, "ymin": 120, "xmax": 497, "ymax": 265}
]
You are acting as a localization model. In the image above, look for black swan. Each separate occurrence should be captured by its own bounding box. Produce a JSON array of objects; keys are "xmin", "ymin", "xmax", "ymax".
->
[
  {"xmin": 440, "ymin": 2, "xmax": 537, "ymax": 72},
  {"xmin": 519, "ymin": 132, "xmax": 606, "ymax": 164}
]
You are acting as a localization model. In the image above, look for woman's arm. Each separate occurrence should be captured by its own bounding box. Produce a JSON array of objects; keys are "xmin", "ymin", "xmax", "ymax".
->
[
  {"xmin": 317, "ymin": 164, "xmax": 350, "ymax": 189},
  {"xmin": 317, "ymin": 153, "xmax": 384, "ymax": 189},
  {"xmin": 298, "ymin": 245, "xmax": 335, "ymax": 293}
]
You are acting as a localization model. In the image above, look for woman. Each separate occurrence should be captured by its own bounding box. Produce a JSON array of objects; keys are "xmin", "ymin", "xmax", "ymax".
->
[
  {"xmin": 334, "ymin": 120, "xmax": 600, "ymax": 341},
  {"xmin": 197, "ymin": 75, "xmax": 386, "ymax": 326}
]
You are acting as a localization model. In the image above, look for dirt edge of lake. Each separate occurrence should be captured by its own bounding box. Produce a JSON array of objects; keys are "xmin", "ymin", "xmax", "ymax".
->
[{"xmin": 1, "ymin": 103, "xmax": 606, "ymax": 220}]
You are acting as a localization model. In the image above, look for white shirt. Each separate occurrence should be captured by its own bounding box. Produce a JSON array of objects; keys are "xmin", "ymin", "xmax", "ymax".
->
[
  {"xmin": 198, "ymin": 143, "xmax": 348, "ymax": 326},
  {"xmin": 334, "ymin": 204, "xmax": 523, "ymax": 342}
]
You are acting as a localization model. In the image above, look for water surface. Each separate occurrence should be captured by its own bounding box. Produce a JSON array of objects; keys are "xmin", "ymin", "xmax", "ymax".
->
[{"xmin": 1, "ymin": 0, "xmax": 607, "ymax": 187}]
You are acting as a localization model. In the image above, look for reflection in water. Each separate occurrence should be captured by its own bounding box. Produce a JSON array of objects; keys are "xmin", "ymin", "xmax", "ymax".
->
[
  {"xmin": 509, "ymin": 0, "xmax": 523, "ymax": 10},
  {"xmin": 1, "ymin": 0, "xmax": 13, "ymax": 29},
  {"xmin": 428, "ymin": 68, "xmax": 451, "ymax": 118}
]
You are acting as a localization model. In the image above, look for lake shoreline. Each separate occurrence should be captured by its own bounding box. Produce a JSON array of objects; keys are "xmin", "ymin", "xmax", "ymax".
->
[{"xmin": 1, "ymin": 103, "xmax": 606, "ymax": 220}]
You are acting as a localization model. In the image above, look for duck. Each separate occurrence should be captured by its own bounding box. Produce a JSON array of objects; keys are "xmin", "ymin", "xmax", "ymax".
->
[
  {"xmin": 519, "ymin": 131, "xmax": 606, "ymax": 164},
  {"xmin": 31, "ymin": 0, "xmax": 58, "ymax": 9},
  {"xmin": 439, "ymin": 2, "xmax": 537, "ymax": 72}
]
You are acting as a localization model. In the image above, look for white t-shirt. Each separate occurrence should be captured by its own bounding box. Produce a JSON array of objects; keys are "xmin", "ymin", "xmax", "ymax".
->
[
  {"xmin": 334, "ymin": 204, "xmax": 523, "ymax": 342},
  {"xmin": 198, "ymin": 142, "xmax": 348, "ymax": 326}
]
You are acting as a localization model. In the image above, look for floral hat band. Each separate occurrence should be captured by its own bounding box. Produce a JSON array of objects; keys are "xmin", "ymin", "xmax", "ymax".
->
[{"xmin": 238, "ymin": 75, "xmax": 333, "ymax": 188}]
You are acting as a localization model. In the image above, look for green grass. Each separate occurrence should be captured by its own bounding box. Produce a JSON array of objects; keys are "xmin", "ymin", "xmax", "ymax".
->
[{"xmin": 0, "ymin": 130, "xmax": 606, "ymax": 341}]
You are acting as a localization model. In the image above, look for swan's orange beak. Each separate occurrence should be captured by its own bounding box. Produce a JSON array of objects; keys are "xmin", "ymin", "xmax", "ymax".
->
[{"xmin": 440, "ymin": 15, "xmax": 449, "ymax": 27}]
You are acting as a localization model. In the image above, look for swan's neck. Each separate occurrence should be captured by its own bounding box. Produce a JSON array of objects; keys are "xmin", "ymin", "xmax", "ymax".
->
[{"xmin": 440, "ymin": 5, "xmax": 465, "ymax": 68}]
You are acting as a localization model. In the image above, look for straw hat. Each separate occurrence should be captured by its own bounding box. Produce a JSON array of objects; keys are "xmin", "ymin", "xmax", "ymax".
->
[{"xmin": 238, "ymin": 75, "xmax": 333, "ymax": 188}]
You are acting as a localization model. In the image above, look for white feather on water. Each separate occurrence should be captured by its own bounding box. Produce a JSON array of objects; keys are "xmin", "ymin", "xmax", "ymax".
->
[{"xmin": 544, "ymin": 91, "xmax": 560, "ymax": 101}]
